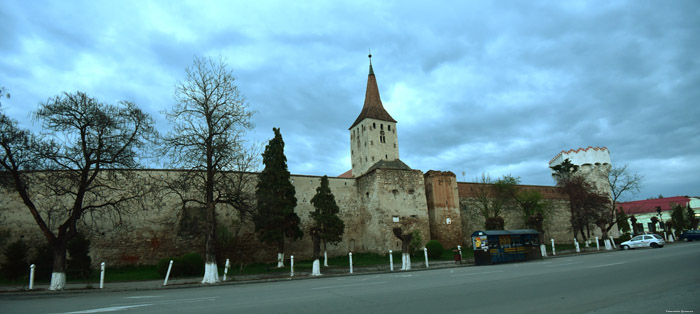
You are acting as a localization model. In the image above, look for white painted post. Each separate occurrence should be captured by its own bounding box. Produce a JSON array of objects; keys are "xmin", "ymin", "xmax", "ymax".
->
[
  {"xmin": 596, "ymin": 237, "xmax": 600, "ymax": 251},
  {"xmin": 551, "ymin": 239, "xmax": 556, "ymax": 256},
  {"xmin": 669, "ymin": 233, "xmax": 675, "ymax": 242},
  {"xmin": 604, "ymin": 239, "xmax": 612, "ymax": 250},
  {"xmin": 540, "ymin": 244, "xmax": 547, "ymax": 257},
  {"xmin": 290, "ymin": 255, "xmax": 294, "ymax": 277},
  {"xmin": 223, "ymin": 259, "xmax": 230, "ymax": 281},
  {"xmin": 163, "ymin": 260, "xmax": 173, "ymax": 286},
  {"xmin": 423, "ymin": 247, "xmax": 429, "ymax": 268},
  {"xmin": 575, "ymin": 239, "xmax": 580, "ymax": 253},
  {"xmin": 349, "ymin": 253, "xmax": 353, "ymax": 274},
  {"xmin": 664, "ymin": 231, "xmax": 668, "ymax": 241},
  {"xmin": 29, "ymin": 264, "xmax": 35, "ymax": 290},
  {"xmin": 610, "ymin": 238, "xmax": 616, "ymax": 249},
  {"xmin": 389, "ymin": 250, "xmax": 394, "ymax": 271},
  {"xmin": 99, "ymin": 262, "xmax": 105, "ymax": 289},
  {"xmin": 324, "ymin": 251, "xmax": 328, "ymax": 267},
  {"xmin": 457, "ymin": 245, "xmax": 462, "ymax": 259}
]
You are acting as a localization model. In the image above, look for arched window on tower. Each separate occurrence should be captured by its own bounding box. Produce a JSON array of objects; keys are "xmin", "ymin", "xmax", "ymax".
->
[
  {"xmin": 373, "ymin": 122, "xmax": 376, "ymax": 129},
  {"xmin": 380, "ymin": 130, "xmax": 386, "ymax": 143},
  {"xmin": 381, "ymin": 124, "xmax": 384, "ymax": 130},
  {"xmin": 388, "ymin": 125, "xmax": 391, "ymax": 131}
]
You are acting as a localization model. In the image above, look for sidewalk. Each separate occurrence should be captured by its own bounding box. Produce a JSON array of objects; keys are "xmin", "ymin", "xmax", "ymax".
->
[
  {"xmin": 0, "ymin": 259, "xmax": 469, "ymax": 295},
  {"xmin": 1, "ymin": 242, "xmax": 655, "ymax": 295}
]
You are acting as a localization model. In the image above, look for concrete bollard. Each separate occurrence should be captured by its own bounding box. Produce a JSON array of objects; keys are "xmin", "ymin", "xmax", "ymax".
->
[
  {"xmin": 457, "ymin": 245, "xmax": 463, "ymax": 259},
  {"xmin": 290, "ymin": 256, "xmax": 294, "ymax": 277},
  {"xmin": 424, "ymin": 247, "xmax": 429, "ymax": 268},
  {"xmin": 575, "ymin": 239, "xmax": 580, "ymax": 253},
  {"xmin": 223, "ymin": 259, "xmax": 230, "ymax": 281},
  {"xmin": 551, "ymin": 239, "xmax": 556, "ymax": 256},
  {"xmin": 163, "ymin": 260, "xmax": 174, "ymax": 286},
  {"xmin": 100, "ymin": 262, "xmax": 105, "ymax": 289},
  {"xmin": 389, "ymin": 250, "xmax": 394, "ymax": 272},
  {"xmin": 324, "ymin": 251, "xmax": 328, "ymax": 267},
  {"xmin": 29, "ymin": 264, "xmax": 35, "ymax": 290},
  {"xmin": 596, "ymin": 237, "xmax": 600, "ymax": 251},
  {"xmin": 349, "ymin": 253, "xmax": 353, "ymax": 274}
]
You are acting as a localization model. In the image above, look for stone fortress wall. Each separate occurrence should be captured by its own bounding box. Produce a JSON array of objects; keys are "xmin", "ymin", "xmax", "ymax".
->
[
  {"xmin": 1, "ymin": 166, "xmax": 588, "ymax": 267},
  {"xmin": 0, "ymin": 59, "xmax": 620, "ymax": 266}
]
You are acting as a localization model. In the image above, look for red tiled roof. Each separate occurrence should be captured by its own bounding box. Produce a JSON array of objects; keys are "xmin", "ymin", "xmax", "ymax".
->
[
  {"xmin": 349, "ymin": 62, "xmax": 396, "ymax": 129},
  {"xmin": 617, "ymin": 196, "xmax": 690, "ymax": 215},
  {"xmin": 338, "ymin": 169, "xmax": 352, "ymax": 178}
]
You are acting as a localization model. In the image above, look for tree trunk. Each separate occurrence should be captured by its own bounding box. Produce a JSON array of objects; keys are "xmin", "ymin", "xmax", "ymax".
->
[
  {"xmin": 311, "ymin": 232, "xmax": 321, "ymax": 276},
  {"xmin": 277, "ymin": 238, "xmax": 285, "ymax": 267},
  {"xmin": 323, "ymin": 240, "xmax": 328, "ymax": 267},
  {"xmin": 49, "ymin": 240, "xmax": 67, "ymax": 290},
  {"xmin": 201, "ymin": 203, "xmax": 219, "ymax": 284}
]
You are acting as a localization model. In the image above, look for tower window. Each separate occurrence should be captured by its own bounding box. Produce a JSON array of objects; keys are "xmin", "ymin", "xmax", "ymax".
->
[
  {"xmin": 388, "ymin": 125, "xmax": 391, "ymax": 131},
  {"xmin": 372, "ymin": 156, "xmax": 375, "ymax": 161},
  {"xmin": 385, "ymin": 154, "xmax": 388, "ymax": 159},
  {"xmin": 373, "ymin": 122, "xmax": 376, "ymax": 129},
  {"xmin": 370, "ymin": 140, "xmax": 373, "ymax": 145},
  {"xmin": 381, "ymin": 124, "xmax": 384, "ymax": 130}
]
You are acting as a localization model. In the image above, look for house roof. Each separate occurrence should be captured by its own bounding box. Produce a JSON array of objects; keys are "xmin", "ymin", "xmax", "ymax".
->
[
  {"xmin": 349, "ymin": 58, "xmax": 396, "ymax": 129},
  {"xmin": 366, "ymin": 159, "xmax": 412, "ymax": 173},
  {"xmin": 617, "ymin": 196, "xmax": 690, "ymax": 215},
  {"xmin": 338, "ymin": 169, "xmax": 352, "ymax": 178}
]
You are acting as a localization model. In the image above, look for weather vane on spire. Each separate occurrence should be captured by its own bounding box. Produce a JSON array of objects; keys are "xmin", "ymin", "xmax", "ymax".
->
[{"xmin": 368, "ymin": 49, "xmax": 372, "ymax": 64}]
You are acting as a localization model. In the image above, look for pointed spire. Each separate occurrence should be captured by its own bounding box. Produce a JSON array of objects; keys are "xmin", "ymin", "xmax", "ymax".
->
[{"xmin": 349, "ymin": 54, "xmax": 396, "ymax": 129}]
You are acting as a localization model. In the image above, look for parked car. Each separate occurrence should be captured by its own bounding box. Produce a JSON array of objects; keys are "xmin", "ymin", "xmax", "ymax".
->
[
  {"xmin": 680, "ymin": 230, "xmax": 700, "ymax": 241},
  {"xmin": 620, "ymin": 234, "xmax": 665, "ymax": 250}
]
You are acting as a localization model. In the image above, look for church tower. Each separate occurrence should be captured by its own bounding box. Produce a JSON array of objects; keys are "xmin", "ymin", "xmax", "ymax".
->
[{"xmin": 349, "ymin": 54, "xmax": 400, "ymax": 177}]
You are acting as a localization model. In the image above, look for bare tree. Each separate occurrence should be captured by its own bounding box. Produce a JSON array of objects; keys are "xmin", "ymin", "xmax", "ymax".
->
[
  {"xmin": 601, "ymin": 165, "xmax": 643, "ymax": 239},
  {"xmin": 472, "ymin": 174, "xmax": 519, "ymax": 230},
  {"xmin": 0, "ymin": 92, "xmax": 155, "ymax": 290},
  {"xmin": 162, "ymin": 56, "xmax": 254, "ymax": 284}
]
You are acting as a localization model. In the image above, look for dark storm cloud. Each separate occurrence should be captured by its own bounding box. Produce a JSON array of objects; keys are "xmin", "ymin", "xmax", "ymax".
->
[{"xmin": 1, "ymin": 0, "xmax": 698, "ymax": 200}]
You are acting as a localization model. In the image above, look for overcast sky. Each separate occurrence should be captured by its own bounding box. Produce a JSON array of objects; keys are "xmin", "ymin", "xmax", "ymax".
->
[{"xmin": 1, "ymin": 0, "xmax": 698, "ymax": 201}]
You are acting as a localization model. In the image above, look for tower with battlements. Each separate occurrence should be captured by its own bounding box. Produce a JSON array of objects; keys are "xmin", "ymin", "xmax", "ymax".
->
[{"xmin": 549, "ymin": 146, "xmax": 612, "ymax": 194}]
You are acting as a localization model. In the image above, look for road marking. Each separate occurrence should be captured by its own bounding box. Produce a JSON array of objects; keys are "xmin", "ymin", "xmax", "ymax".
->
[
  {"xmin": 124, "ymin": 296, "xmax": 162, "ymax": 299},
  {"xmin": 546, "ymin": 262, "xmax": 583, "ymax": 268},
  {"xmin": 312, "ymin": 281, "xmax": 387, "ymax": 290},
  {"xmin": 588, "ymin": 262, "xmax": 626, "ymax": 269},
  {"xmin": 59, "ymin": 304, "xmax": 153, "ymax": 313},
  {"xmin": 450, "ymin": 270, "xmax": 503, "ymax": 277}
]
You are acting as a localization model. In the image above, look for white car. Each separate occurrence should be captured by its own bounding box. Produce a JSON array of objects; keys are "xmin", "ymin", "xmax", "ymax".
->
[{"xmin": 620, "ymin": 234, "xmax": 665, "ymax": 250}]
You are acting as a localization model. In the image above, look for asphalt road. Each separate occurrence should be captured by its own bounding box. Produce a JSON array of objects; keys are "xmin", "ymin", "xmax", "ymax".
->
[{"xmin": 1, "ymin": 242, "xmax": 699, "ymax": 314}]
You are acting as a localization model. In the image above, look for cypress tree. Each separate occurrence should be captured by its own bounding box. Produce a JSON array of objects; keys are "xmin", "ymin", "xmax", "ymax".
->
[
  {"xmin": 254, "ymin": 128, "xmax": 302, "ymax": 267},
  {"xmin": 309, "ymin": 175, "xmax": 345, "ymax": 274}
]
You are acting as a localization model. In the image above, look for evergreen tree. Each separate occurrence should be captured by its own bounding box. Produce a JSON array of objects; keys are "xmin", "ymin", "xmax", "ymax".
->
[
  {"xmin": 670, "ymin": 203, "xmax": 687, "ymax": 237},
  {"xmin": 66, "ymin": 233, "xmax": 92, "ymax": 279},
  {"xmin": 309, "ymin": 175, "xmax": 345, "ymax": 274},
  {"xmin": 616, "ymin": 208, "xmax": 631, "ymax": 234},
  {"xmin": 686, "ymin": 206, "xmax": 699, "ymax": 230},
  {"xmin": 254, "ymin": 128, "xmax": 302, "ymax": 267},
  {"xmin": 1, "ymin": 240, "xmax": 28, "ymax": 281}
]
